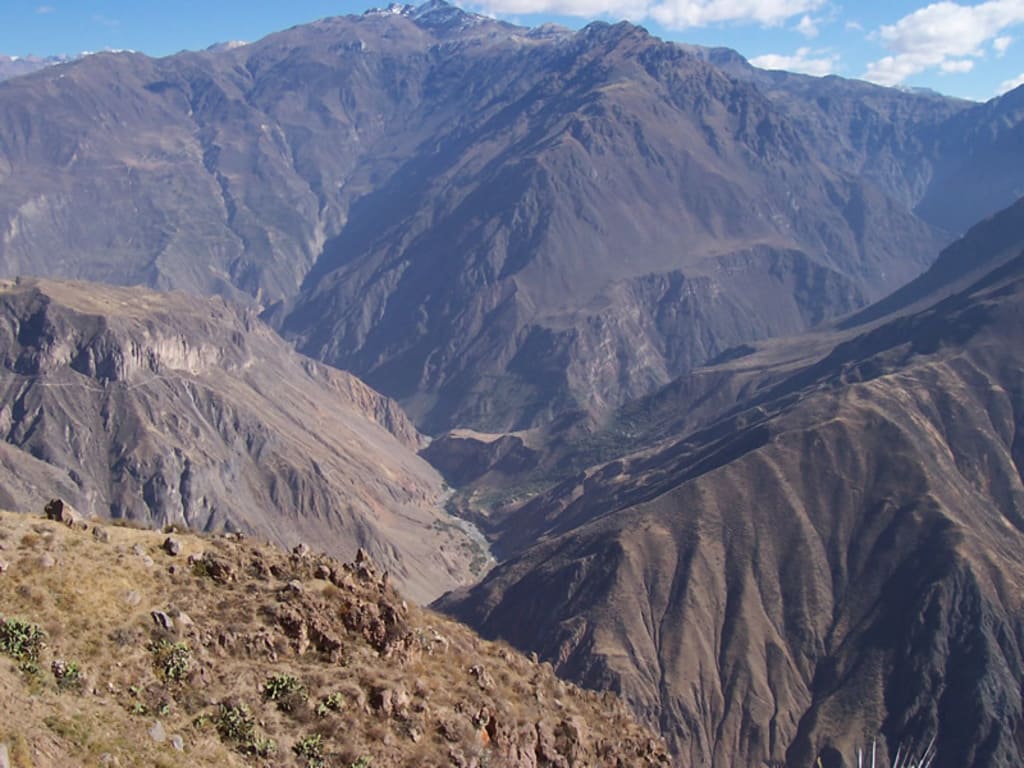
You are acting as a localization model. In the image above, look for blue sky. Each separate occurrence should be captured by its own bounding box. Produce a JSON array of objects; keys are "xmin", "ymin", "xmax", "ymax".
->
[{"xmin": 2, "ymin": 1, "xmax": 1023, "ymax": 101}]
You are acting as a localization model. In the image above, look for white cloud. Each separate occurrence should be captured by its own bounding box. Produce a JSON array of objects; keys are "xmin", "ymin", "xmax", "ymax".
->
[
  {"xmin": 939, "ymin": 58, "xmax": 975, "ymax": 72},
  {"xmin": 476, "ymin": 0, "xmax": 825, "ymax": 28},
  {"xmin": 993, "ymin": 34, "xmax": 1013, "ymax": 53},
  {"xmin": 999, "ymin": 71, "xmax": 1024, "ymax": 92},
  {"xmin": 844, "ymin": 19, "xmax": 863, "ymax": 30},
  {"xmin": 795, "ymin": 14, "xmax": 819, "ymax": 36},
  {"xmin": 35, "ymin": 5, "xmax": 56, "ymax": 13},
  {"xmin": 749, "ymin": 46, "xmax": 839, "ymax": 76},
  {"xmin": 863, "ymin": 0, "xmax": 1024, "ymax": 86}
]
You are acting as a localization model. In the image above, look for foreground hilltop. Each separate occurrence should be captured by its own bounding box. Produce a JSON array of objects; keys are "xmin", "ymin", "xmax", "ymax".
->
[{"xmin": 0, "ymin": 508, "xmax": 669, "ymax": 767}]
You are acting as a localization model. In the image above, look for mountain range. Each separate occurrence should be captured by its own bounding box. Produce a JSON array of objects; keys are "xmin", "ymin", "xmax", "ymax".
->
[
  {"xmin": 1, "ymin": 1, "xmax": 1021, "ymax": 433},
  {"xmin": 1, "ymin": 3, "xmax": 1024, "ymax": 766}
]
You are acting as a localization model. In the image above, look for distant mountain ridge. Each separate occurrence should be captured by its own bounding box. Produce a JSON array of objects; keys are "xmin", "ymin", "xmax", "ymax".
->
[
  {"xmin": 0, "ymin": 53, "xmax": 74, "ymax": 81},
  {"xmin": 1, "ymin": 2, "xmax": 1021, "ymax": 433}
]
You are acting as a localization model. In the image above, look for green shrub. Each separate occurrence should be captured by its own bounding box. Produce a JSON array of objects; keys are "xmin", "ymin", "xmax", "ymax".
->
[
  {"xmin": 315, "ymin": 691, "xmax": 346, "ymax": 717},
  {"xmin": 261, "ymin": 672, "xmax": 306, "ymax": 712},
  {"xmin": 52, "ymin": 659, "xmax": 83, "ymax": 692},
  {"xmin": 293, "ymin": 733, "xmax": 325, "ymax": 768},
  {"xmin": 0, "ymin": 618, "xmax": 45, "ymax": 672},
  {"xmin": 216, "ymin": 702, "xmax": 256, "ymax": 743},
  {"xmin": 252, "ymin": 737, "xmax": 278, "ymax": 758},
  {"xmin": 150, "ymin": 640, "xmax": 192, "ymax": 682},
  {"xmin": 215, "ymin": 702, "xmax": 276, "ymax": 757}
]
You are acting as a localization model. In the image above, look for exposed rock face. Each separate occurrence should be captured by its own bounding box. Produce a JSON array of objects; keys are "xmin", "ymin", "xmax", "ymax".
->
[
  {"xmin": 0, "ymin": 277, "xmax": 483, "ymax": 603},
  {"xmin": 672, "ymin": 48, "xmax": 1024, "ymax": 239},
  {"xmin": 438, "ymin": 198, "xmax": 1024, "ymax": 766},
  {"xmin": 275, "ymin": 22, "xmax": 947, "ymax": 431},
  {"xmin": 914, "ymin": 85, "xmax": 1024, "ymax": 235},
  {"xmin": 0, "ymin": 4, "xmax": 1020, "ymax": 432}
]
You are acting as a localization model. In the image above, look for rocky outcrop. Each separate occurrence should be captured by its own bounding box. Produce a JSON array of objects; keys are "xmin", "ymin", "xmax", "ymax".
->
[
  {"xmin": 43, "ymin": 498, "xmax": 86, "ymax": 529},
  {"xmin": 0, "ymin": 509, "xmax": 670, "ymax": 767},
  {"xmin": 422, "ymin": 432, "xmax": 540, "ymax": 487}
]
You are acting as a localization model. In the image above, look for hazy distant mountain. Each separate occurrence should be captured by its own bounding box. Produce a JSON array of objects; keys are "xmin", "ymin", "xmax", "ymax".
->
[
  {"xmin": 0, "ymin": 53, "xmax": 72, "ymax": 81},
  {"xmin": 0, "ymin": 277, "xmax": 484, "ymax": 602},
  {"xmin": 694, "ymin": 44, "xmax": 1024, "ymax": 236},
  {"xmin": 438, "ymin": 197, "xmax": 1024, "ymax": 766},
  {"xmin": 0, "ymin": 2, "xmax": 1021, "ymax": 434},
  {"xmin": 915, "ymin": 84, "xmax": 1024, "ymax": 233}
]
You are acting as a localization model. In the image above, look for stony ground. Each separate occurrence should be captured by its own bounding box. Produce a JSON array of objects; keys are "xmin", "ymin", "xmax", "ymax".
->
[{"xmin": 0, "ymin": 507, "xmax": 669, "ymax": 768}]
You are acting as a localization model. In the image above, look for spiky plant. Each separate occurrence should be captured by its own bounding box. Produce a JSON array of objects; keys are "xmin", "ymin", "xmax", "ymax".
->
[{"xmin": 818, "ymin": 738, "xmax": 936, "ymax": 768}]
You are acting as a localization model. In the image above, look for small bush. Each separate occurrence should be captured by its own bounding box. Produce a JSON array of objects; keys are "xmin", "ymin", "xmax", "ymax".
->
[
  {"xmin": 293, "ymin": 733, "xmax": 325, "ymax": 768},
  {"xmin": 216, "ymin": 702, "xmax": 256, "ymax": 743},
  {"xmin": 215, "ymin": 702, "xmax": 276, "ymax": 757},
  {"xmin": 0, "ymin": 618, "xmax": 45, "ymax": 672},
  {"xmin": 350, "ymin": 758, "xmax": 372, "ymax": 768},
  {"xmin": 261, "ymin": 673, "xmax": 306, "ymax": 713},
  {"xmin": 52, "ymin": 659, "xmax": 83, "ymax": 692},
  {"xmin": 150, "ymin": 640, "xmax": 192, "ymax": 682},
  {"xmin": 316, "ymin": 692, "xmax": 346, "ymax": 717}
]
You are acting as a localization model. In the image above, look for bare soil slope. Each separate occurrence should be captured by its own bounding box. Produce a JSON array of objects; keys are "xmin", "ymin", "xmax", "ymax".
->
[{"xmin": 439, "ymin": 200, "xmax": 1024, "ymax": 766}]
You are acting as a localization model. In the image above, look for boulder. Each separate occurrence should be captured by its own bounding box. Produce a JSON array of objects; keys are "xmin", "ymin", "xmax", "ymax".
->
[
  {"xmin": 148, "ymin": 720, "xmax": 166, "ymax": 744},
  {"xmin": 162, "ymin": 537, "xmax": 182, "ymax": 556},
  {"xmin": 151, "ymin": 611, "xmax": 174, "ymax": 632},
  {"xmin": 44, "ymin": 498, "xmax": 86, "ymax": 530}
]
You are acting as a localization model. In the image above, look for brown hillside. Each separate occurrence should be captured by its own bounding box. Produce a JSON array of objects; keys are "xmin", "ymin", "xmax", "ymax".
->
[
  {"xmin": 439, "ymin": 201, "xmax": 1024, "ymax": 767},
  {"xmin": 0, "ymin": 277, "xmax": 485, "ymax": 604}
]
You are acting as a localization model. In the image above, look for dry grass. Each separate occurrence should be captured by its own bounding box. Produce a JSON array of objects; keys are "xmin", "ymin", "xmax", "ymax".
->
[{"xmin": 0, "ymin": 510, "xmax": 669, "ymax": 768}]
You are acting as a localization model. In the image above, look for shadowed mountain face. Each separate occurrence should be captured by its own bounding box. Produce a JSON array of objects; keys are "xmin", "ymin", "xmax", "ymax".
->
[
  {"xmin": 0, "ymin": 277, "xmax": 484, "ymax": 603},
  {"xmin": 1, "ymin": 3, "xmax": 1020, "ymax": 432},
  {"xmin": 437, "ymin": 198, "xmax": 1024, "ymax": 766}
]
